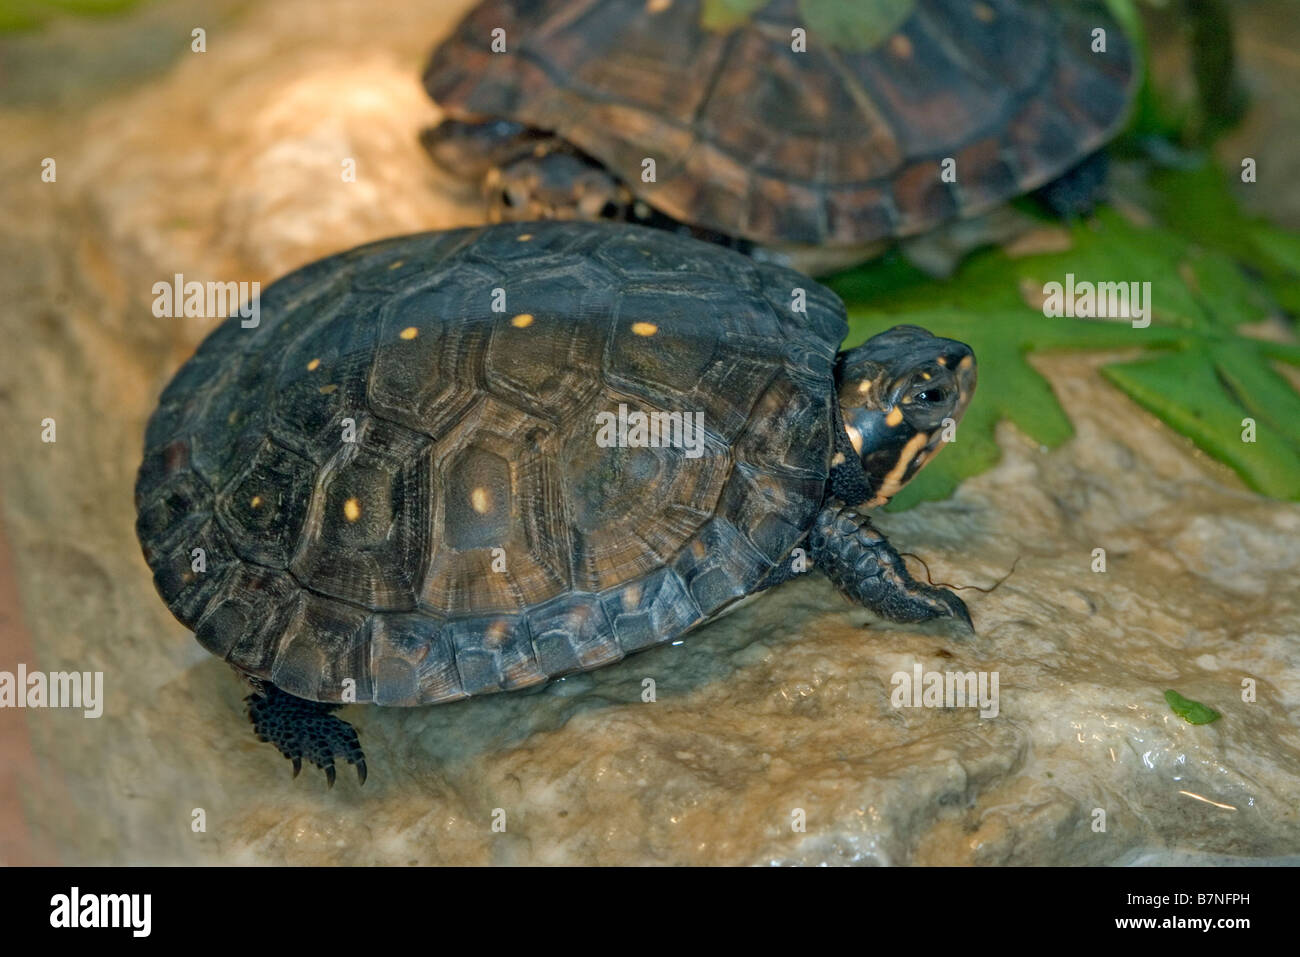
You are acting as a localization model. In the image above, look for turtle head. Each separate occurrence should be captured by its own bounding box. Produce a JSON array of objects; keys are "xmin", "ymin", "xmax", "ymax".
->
[
  {"xmin": 834, "ymin": 325, "xmax": 976, "ymax": 507},
  {"xmin": 421, "ymin": 119, "xmax": 628, "ymax": 222},
  {"xmin": 484, "ymin": 150, "xmax": 628, "ymax": 223}
]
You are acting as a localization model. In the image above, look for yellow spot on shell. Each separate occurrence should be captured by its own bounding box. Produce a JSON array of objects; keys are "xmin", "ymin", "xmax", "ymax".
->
[
  {"xmin": 250, "ymin": 495, "xmax": 262, "ymax": 508},
  {"xmin": 319, "ymin": 384, "xmax": 338, "ymax": 395},
  {"xmin": 885, "ymin": 406, "xmax": 904, "ymax": 427},
  {"xmin": 890, "ymin": 34, "xmax": 913, "ymax": 59},
  {"xmin": 306, "ymin": 358, "xmax": 321, "ymax": 371},
  {"xmin": 631, "ymin": 321, "xmax": 658, "ymax": 337},
  {"xmin": 973, "ymin": 2, "xmax": 995, "ymax": 23},
  {"xmin": 936, "ymin": 356, "xmax": 948, "ymax": 367},
  {"xmin": 399, "ymin": 326, "xmax": 419, "ymax": 340},
  {"xmin": 647, "ymin": 0, "xmax": 672, "ymax": 12},
  {"xmin": 343, "ymin": 498, "xmax": 361, "ymax": 522},
  {"xmin": 516, "ymin": 233, "xmax": 533, "ymax": 242},
  {"xmin": 511, "ymin": 313, "xmax": 534, "ymax": 328},
  {"xmin": 485, "ymin": 619, "xmax": 510, "ymax": 647},
  {"xmin": 845, "ymin": 425, "xmax": 864, "ymax": 455},
  {"xmin": 388, "ymin": 260, "xmax": 405, "ymax": 270},
  {"xmin": 471, "ymin": 487, "xmax": 492, "ymax": 514}
]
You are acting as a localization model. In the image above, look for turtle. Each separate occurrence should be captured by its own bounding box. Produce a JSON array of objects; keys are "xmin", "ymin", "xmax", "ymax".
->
[
  {"xmin": 134, "ymin": 220, "xmax": 976, "ymax": 785},
  {"xmin": 420, "ymin": 0, "xmax": 1139, "ymax": 275}
]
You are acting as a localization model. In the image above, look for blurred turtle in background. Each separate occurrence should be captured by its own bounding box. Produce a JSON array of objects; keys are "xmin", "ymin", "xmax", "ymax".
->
[{"xmin": 422, "ymin": 0, "xmax": 1138, "ymax": 275}]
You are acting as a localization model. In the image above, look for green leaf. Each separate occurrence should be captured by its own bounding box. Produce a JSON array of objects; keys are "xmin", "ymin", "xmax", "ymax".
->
[
  {"xmin": 828, "ymin": 204, "xmax": 1300, "ymax": 510},
  {"xmin": 0, "ymin": 0, "xmax": 147, "ymax": 33},
  {"xmin": 699, "ymin": 0, "xmax": 768, "ymax": 31},
  {"xmin": 701, "ymin": 0, "xmax": 916, "ymax": 50},
  {"xmin": 1164, "ymin": 689, "xmax": 1222, "ymax": 725},
  {"xmin": 1148, "ymin": 164, "xmax": 1300, "ymax": 312},
  {"xmin": 1101, "ymin": 348, "xmax": 1300, "ymax": 499},
  {"xmin": 796, "ymin": 0, "xmax": 913, "ymax": 51}
]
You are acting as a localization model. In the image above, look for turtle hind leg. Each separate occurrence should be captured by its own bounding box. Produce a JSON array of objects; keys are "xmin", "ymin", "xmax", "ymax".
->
[
  {"xmin": 809, "ymin": 504, "xmax": 973, "ymax": 633},
  {"xmin": 1032, "ymin": 150, "xmax": 1110, "ymax": 220},
  {"xmin": 245, "ymin": 682, "xmax": 367, "ymax": 787}
]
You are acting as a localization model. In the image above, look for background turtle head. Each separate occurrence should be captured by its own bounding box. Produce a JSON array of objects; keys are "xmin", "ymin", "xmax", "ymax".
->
[
  {"xmin": 835, "ymin": 325, "xmax": 976, "ymax": 507},
  {"xmin": 421, "ymin": 119, "xmax": 627, "ymax": 222},
  {"xmin": 484, "ymin": 150, "xmax": 627, "ymax": 223}
]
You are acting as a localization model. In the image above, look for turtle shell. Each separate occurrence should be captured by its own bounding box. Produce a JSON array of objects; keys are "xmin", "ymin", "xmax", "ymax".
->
[
  {"xmin": 135, "ymin": 221, "xmax": 846, "ymax": 706},
  {"xmin": 425, "ymin": 0, "xmax": 1138, "ymax": 245}
]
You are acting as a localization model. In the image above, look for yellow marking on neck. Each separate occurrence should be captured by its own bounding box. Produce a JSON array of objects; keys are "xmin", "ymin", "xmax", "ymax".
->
[
  {"xmin": 250, "ymin": 495, "xmax": 262, "ymax": 508},
  {"xmin": 399, "ymin": 326, "xmax": 419, "ymax": 340},
  {"xmin": 856, "ymin": 378, "xmax": 873, "ymax": 394},
  {"xmin": 885, "ymin": 406, "xmax": 904, "ymax": 427},
  {"xmin": 511, "ymin": 313, "xmax": 534, "ymax": 328},
  {"xmin": 958, "ymin": 355, "xmax": 974, "ymax": 371},
  {"xmin": 919, "ymin": 371, "xmax": 931, "ymax": 380},
  {"xmin": 890, "ymin": 34, "xmax": 913, "ymax": 59},
  {"xmin": 471, "ymin": 487, "xmax": 492, "ymax": 514},
  {"xmin": 936, "ymin": 356, "xmax": 947, "ymax": 367},
  {"xmin": 343, "ymin": 498, "xmax": 361, "ymax": 522},
  {"xmin": 867, "ymin": 432, "xmax": 930, "ymax": 507},
  {"xmin": 631, "ymin": 321, "xmax": 658, "ymax": 337},
  {"xmin": 306, "ymin": 358, "xmax": 321, "ymax": 371}
]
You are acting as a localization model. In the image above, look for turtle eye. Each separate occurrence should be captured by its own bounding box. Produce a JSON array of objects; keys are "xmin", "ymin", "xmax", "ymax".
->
[{"xmin": 914, "ymin": 387, "xmax": 949, "ymax": 405}]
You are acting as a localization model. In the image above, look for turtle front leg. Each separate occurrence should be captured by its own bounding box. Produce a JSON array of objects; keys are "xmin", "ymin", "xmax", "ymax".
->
[
  {"xmin": 245, "ymin": 681, "xmax": 367, "ymax": 787},
  {"xmin": 809, "ymin": 504, "xmax": 973, "ymax": 632}
]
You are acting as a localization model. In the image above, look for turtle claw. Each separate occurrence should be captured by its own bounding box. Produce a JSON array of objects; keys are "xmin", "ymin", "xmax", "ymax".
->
[
  {"xmin": 940, "ymin": 591, "xmax": 975, "ymax": 635},
  {"xmin": 246, "ymin": 684, "xmax": 367, "ymax": 787},
  {"xmin": 812, "ymin": 505, "xmax": 978, "ymax": 635}
]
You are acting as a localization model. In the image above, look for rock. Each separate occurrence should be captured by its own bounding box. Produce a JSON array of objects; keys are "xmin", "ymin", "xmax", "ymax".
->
[{"xmin": 1, "ymin": 0, "xmax": 1297, "ymax": 866}]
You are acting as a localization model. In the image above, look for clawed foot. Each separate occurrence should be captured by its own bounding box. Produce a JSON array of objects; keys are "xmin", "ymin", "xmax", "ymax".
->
[
  {"xmin": 811, "ymin": 505, "xmax": 975, "ymax": 635},
  {"xmin": 896, "ymin": 581, "xmax": 974, "ymax": 634},
  {"xmin": 246, "ymin": 683, "xmax": 367, "ymax": 787}
]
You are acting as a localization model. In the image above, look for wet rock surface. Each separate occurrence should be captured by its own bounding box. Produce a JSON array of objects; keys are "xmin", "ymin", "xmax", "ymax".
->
[{"xmin": 1, "ymin": 0, "xmax": 1297, "ymax": 865}]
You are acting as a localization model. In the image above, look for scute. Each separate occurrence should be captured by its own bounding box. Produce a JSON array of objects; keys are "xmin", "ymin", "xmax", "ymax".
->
[
  {"xmin": 291, "ymin": 416, "xmax": 430, "ymax": 611},
  {"xmin": 135, "ymin": 221, "xmax": 845, "ymax": 705},
  {"xmin": 424, "ymin": 0, "xmax": 1138, "ymax": 244}
]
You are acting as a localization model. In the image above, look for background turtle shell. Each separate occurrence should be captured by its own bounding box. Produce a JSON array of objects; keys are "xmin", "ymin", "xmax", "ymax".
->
[
  {"xmin": 425, "ymin": 0, "xmax": 1138, "ymax": 246},
  {"xmin": 135, "ymin": 222, "xmax": 847, "ymax": 706}
]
